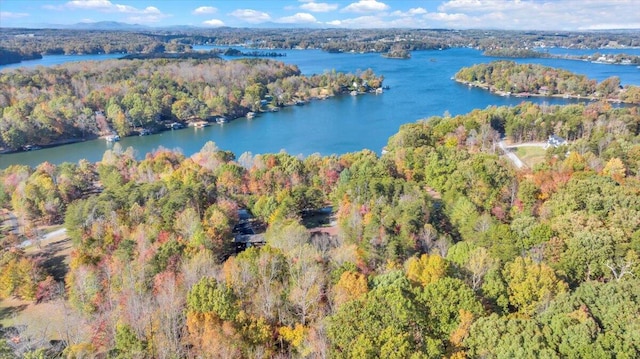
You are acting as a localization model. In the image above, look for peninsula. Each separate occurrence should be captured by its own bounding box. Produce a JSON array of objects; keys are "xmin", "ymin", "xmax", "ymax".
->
[{"xmin": 454, "ymin": 60, "xmax": 640, "ymax": 104}]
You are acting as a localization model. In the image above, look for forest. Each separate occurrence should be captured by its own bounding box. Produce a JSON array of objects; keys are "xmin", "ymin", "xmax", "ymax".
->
[
  {"xmin": 455, "ymin": 60, "xmax": 640, "ymax": 104},
  {"xmin": 0, "ymin": 58, "xmax": 382, "ymax": 151},
  {"xmin": 1, "ymin": 99, "xmax": 639, "ymax": 357},
  {"xmin": 2, "ymin": 28, "xmax": 640, "ymax": 64}
]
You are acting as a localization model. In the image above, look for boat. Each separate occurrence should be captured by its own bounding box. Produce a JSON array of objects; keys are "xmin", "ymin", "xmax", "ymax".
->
[
  {"xmin": 246, "ymin": 112, "xmax": 256, "ymax": 119},
  {"xmin": 23, "ymin": 145, "xmax": 42, "ymax": 151},
  {"xmin": 138, "ymin": 128, "xmax": 151, "ymax": 136},
  {"xmin": 105, "ymin": 134, "xmax": 120, "ymax": 142},
  {"xmin": 169, "ymin": 122, "xmax": 184, "ymax": 129},
  {"xmin": 194, "ymin": 121, "xmax": 209, "ymax": 128},
  {"xmin": 215, "ymin": 117, "xmax": 227, "ymax": 124},
  {"xmin": 350, "ymin": 90, "xmax": 358, "ymax": 96}
]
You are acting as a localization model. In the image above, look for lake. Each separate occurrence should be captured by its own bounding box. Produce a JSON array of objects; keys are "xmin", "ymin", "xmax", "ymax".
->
[{"xmin": 1, "ymin": 47, "xmax": 639, "ymax": 169}]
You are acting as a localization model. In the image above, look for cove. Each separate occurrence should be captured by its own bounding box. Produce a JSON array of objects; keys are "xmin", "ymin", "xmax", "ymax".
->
[{"xmin": 1, "ymin": 47, "xmax": 639, "ymax": 169}]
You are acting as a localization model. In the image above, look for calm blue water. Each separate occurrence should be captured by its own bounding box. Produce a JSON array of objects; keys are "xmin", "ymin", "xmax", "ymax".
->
[
  {"xmin": 0, "ymin": 53, "xmax": 125, "ymax": 71},
  {"xmin": 1, "ymin": 47, "xmax": 639, "ymax": 169},
  {"xmin": 537, "ymin": 47, "xmax": 640, "ymax": 57}
]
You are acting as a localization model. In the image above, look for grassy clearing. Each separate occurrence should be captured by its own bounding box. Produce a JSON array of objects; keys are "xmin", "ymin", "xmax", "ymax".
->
[
  {"xmin": 0, "ymin": 297, "xmax": 67, "ymax": 341},
  {"xmin": 515, "ymin": 146, "xmax": 547, "ymax": 168},
  {"xmin": 1, "ymin": 230, "xmax": 73, "ymax": 344}
]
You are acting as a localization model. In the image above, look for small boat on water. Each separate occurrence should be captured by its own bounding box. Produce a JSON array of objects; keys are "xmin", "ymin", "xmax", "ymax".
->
[
  {"xmin": 194, "ymin": 121, "xmax": 209, "ymax": 128},
  {"xmin": 246, "ymin": 112, "xmax": 256, "ymax": 119},
  {"xmin": 23, "ymin": 145, "xmax": 42, "ymax": 151},
  {"xmin": 105, "ymin": 134, "xmax": 120, "ymax": 142},
  {"xmin": 215, "ymin": 117, "xmax": 227, "ymax": 124},
  {"xmin": 350, "ymin": 90, "xmax": 358, "ymax": 96}
]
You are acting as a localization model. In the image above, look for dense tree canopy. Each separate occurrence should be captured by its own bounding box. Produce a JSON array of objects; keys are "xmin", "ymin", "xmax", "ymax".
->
[{"xmin": 1, "ymin": 96, "xmax": 639, "ymax": 357}]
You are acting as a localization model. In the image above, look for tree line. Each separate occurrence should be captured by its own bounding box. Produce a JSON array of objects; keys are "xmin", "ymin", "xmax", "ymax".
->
[
  {"xmin": 1, "ymin": 100, "xmax": 639, "ymax": 357},
  {"xmin": 2, "ymin": 28, "xmax": 639, "ymax": 64}
]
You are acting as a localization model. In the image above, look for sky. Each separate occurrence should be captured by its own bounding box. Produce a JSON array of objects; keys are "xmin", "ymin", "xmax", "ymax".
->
[{"xmin": 1, "ymin": 0, "xmax": 639, "ymax": 31}]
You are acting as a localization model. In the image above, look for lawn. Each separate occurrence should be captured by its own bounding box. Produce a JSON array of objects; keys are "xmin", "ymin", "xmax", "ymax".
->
[{"xmin": 515, "ymin": 146, "xmax": 547, "ymax": 168}]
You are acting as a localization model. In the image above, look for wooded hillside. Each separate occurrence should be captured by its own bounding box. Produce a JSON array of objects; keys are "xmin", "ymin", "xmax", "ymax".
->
[
  {"xmin": 0, "ymin": 59, "xmax": 382, "ymax": 150},
  {"xmin": 1, "ymin": 101, "xmax": 639, "ymax": 357}
]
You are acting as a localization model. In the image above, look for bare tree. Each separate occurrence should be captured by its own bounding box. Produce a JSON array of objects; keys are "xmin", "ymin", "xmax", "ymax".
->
[
  {"xmin": 606, "ymin": 258, "xmax": 636, "ymax": 282},
  {"xmin": 465, "ymin": 247, "xmax": 496, "ymax": 290},
  {"xmin": 153, "ymin": 273, "xmax": 186, "ymax": 359}
]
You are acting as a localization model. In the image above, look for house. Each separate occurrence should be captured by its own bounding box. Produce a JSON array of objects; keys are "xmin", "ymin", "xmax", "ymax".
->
[
  {"xmin": 539, "ymin": 86, "xmax": 550, "ymax": 96},
  {"xmin": 547, "ymin": 134, "xmax": 567, "ymax": 148}
]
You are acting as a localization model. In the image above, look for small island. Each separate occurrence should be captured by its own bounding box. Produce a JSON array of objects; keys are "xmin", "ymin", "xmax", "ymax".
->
[
  {"xmin": 382, "ymin": 45, "xmax": 411, "ymax": 59},
  {"xmin": 222, "ymin": 48, "xmax": 286, "ymax": 57}
]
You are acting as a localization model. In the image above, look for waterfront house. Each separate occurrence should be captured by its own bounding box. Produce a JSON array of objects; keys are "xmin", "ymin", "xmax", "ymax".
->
[{"xmin": 539, "ymin": 86, "xmax": 549, "ymax": 96}]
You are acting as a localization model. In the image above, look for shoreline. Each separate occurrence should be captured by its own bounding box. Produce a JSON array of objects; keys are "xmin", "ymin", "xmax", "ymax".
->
[
  {"xmin": 0, "ymin": 87, "xmax": 383, "ymax": 156},
  {"xmin": 454, "ymin": 78, "xmax": 630, "ymax": 104},
  {"xmin": 0, "ymin": 137, "xmax": 89, "ymax": 155}
]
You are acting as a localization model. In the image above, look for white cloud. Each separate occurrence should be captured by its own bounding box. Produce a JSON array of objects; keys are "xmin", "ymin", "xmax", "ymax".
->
[
  {"xmin": 300, "ymin": 1, "xmax": 339, "ymax": 12},
  {"xmin": 230, "ymin": 9, "xmax": 272, "ymax": 23},
  {"xmin": 391, "ymin": 7, "xmax": 427, "ymax": 17},
  {"xmin": 58, "ymin": 0, "xmax": 169, "ymax": 23},
  {"xmin": 424, "ymin": 12, "xmax": 469, "ymax": 22},
  {"xmin": 342, "ymin": 0, "xmax": 389, "ymax": 13},
  {"xmin": 277, "ymin": 13, "xmax": 317, "ymax": 24},
  {"xmin": 66, "ymin": 0, "xmax": 138, "ymax": 12},
  {"xmin": 0, "ymin": 11, "xmax": 29, "ymax": 19},
  {"xmin": 65, "ymin": 0, "xmax": 114, "ymax": 10},
  {"xmin": 326, "ymin": 15, "xmax": 389, "ymax": 28},
  {"xmin": 429, "ymin": 0, "xmax": 640, "ymax": 30},
  {"xmin": 438, "ymin": 0, "xmax": 528, "ymax": 13},
  {"xmin": 203, "ymin": 19, "xmax": 225, "ymax": 27},
  {"xmin": 192, "ymin": 6, "xmax": 217, "ymax": 15}
]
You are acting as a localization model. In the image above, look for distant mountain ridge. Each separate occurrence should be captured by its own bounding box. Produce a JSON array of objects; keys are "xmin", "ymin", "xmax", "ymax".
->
[
  {"xmin": 23, "ymin": 21, "xmax": 325, "ymax": 31},
  {"xmin": 56, "ymin": 21, "xmax": 150, "ymax": 30}
]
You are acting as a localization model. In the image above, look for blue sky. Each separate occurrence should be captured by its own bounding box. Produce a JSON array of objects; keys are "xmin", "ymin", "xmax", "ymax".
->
[{"xmin": 1, "ymin": 0, "xmax": 639, "ymax": 30}]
